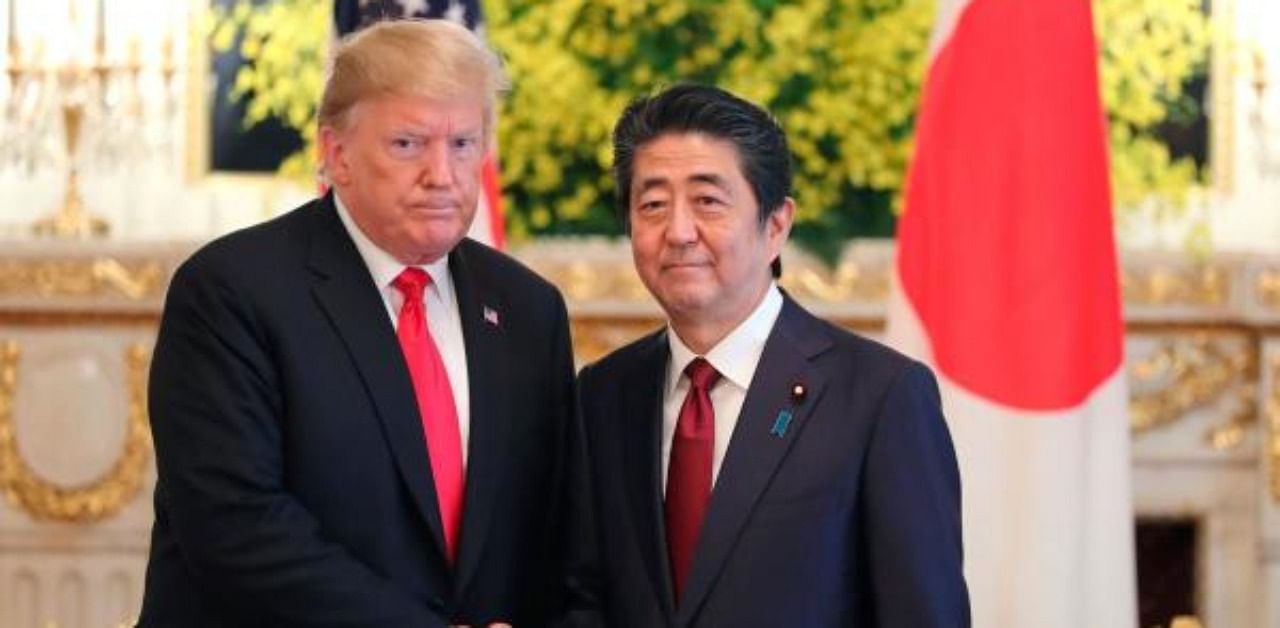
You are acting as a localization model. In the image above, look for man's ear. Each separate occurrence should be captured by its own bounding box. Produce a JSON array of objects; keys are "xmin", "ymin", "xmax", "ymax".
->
[
  {"xmin": 318, "ymin": 125, "xmax": 350, "ymax": 186},
  {"xmin": 766, "ymin": 197, "xmax": 796, "ymax": 256}
]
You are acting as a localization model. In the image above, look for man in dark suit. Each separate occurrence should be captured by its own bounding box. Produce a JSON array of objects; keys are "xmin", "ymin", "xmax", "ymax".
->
[
  {"xmin": 575, "ymin": 84, "xmax": 970, "ymax": 627},
  {"xmin": 140, "ymin": 20, "xmax": 574, "ymax": 627}
]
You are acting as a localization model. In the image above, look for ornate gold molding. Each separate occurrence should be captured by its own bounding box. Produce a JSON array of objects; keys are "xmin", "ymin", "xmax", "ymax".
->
[
  {"xmin": 0, "ymin": 259, "xmax": 165, "ymax": 300},
  {"xmin": 536, "ymin": 254, "xmax": 1231, "ymax": 308},
  {"xmin": 535, "ymin": 261, "xmax": 651, "ymax": 304},
  {"xmin": 531, "ymin": 257, "xmax": 894, "ymax": 306},
  {"xmin": 1122, "ymin": 266, "xmax": 1229, "ymax": 307},
  {"xmin": 780, "ymin": 263, "xmax": 891, "ymax": 303},
  {"xmin": 1260, "ymin": 270, "xmax": 1280, "ymax": 310},
  {"xmin": 570, "ymin": 317, "xmax": 662, "ymax": 364},
  {"xmin": 0, "ymin": 241, "xmax": 1248, "ymax": 311},
  {"xmin": 1130, "ymin": 335, "xmax": 1254, "ymax": 435},
  {"xmin": 0, "ymin": 342, "xmax": 153, "ymax": 522},
  {"xmin": 1204, "ymin": 382, "xmax": 1258, "ymax": 451},
  {"xmin": 0, "ymin": 254, "xmax": 1236, "ymax": 309},
  {"xmin": 1269, "ymin": 352, "xmax": 1280, "ymax": 502}
]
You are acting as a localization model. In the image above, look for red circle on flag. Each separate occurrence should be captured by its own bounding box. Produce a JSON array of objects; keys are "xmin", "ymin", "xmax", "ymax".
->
[{"xmin": 896, "ymin": 0, "xmax": 1123, "ymax": 411}]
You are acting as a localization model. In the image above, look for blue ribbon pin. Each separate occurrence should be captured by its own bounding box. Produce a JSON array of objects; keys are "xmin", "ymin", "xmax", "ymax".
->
[{"xmin": 770, "ymin": 409, "xmax": 794, "ymax": 438}]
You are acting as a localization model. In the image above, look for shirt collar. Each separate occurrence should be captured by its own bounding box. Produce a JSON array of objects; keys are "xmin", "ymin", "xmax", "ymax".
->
[
  {"xmin": 666, "ymin": 283, "xmax": 783, "ymax": 395},
  {"xmin": 333, "ymin": 192, "xmax": 453, "ymax": 296}
]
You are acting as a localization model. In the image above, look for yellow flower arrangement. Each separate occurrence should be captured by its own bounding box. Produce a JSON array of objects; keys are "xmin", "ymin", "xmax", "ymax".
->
[
  {"xmin": 206, "ymin": 0, "xmax": 328, "ymax": 180},
  {"xmin": 209, "ymin": 0, "xmax": 1211, "ymax": 259},
  {"xmin": 1096, "ymin": 0, "xmax": 1210, "ymax": 212}
]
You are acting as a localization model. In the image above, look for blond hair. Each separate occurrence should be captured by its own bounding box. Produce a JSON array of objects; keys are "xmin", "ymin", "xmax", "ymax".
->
[{"xmin": 319, "ymin": 19, "xmax": 509, "ymax": 137}]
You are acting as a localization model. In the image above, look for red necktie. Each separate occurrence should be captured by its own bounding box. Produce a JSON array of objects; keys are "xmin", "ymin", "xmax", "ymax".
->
[
  {"xmin": 665, "ymin": 357, "xmax": 720, "ymax": 605},
  {"xmin": 393, "ymin": 268, "xmax": 464, "ymax": 564}
]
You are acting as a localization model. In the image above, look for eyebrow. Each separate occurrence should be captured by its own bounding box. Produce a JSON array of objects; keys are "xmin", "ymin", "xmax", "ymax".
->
[
  {"xmin": 634, "ymin": 172, "xmax": 732, "ymax": 193},
  {"xmin": 387, "ymin": 130, "xmax": 429, "ymax": 140},
  {"xmin": 388, "ymin": 126, "xmax": 481, "ymax": 139}
]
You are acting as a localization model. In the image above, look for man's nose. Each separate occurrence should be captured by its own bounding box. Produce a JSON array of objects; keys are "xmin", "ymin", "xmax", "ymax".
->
[
  {"xmin": 418, "ymin": 142, "xmax": 454, "ymax": 187},
  {"xmin": 664, "ymin": 201, "xmax": 698, "ymax": 245}
]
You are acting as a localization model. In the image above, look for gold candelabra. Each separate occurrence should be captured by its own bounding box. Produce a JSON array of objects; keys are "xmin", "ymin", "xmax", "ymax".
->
[
  {"xmin": 30, "ymin": 97, "xmax": 107, "ymax": 237},
  {"xmin": 3, "ymin": 0, "xmax": 177, "ymax": 238}
]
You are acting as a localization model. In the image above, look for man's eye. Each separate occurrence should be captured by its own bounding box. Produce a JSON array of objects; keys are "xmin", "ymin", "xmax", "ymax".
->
[
  {"xmin": 388, "ymin": 137, "xmax": 422, "ymax": 155},
  {"xmin": 452, "ymin": 136, "xmax": 481, "ymax": 155}
]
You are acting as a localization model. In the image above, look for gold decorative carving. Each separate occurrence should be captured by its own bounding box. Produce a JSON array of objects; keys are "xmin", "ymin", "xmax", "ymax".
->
[
  {"xmin": 0, "ymin": 259, "xmax": 165, "ymax": 300},
  {"xmin": 1122, "ymin": 266, "xmax": 1229, "ymax": 307},
  {"xmin": 780, "ymin": 263, "xmax": 891, "ymax": 303},
  {"xmin": 535, "ymin": 256, "xmax": 1231, "ymax": 308},
  {"xmin": 570, "ymin": 317, "xmax": 662, "ymax": 365},
  {"xmin": 522, "ymin": 241, "xmax": 1246, "ymax": 310},
  {"xmin": 531, "ymin": 257, "xmax": 893, "ymax": 305},
  {"xmin": 1204, "ymin": 382, "xmax": 1257, "ymax": 451},
  {"xmin": 1130, "ymin": 335, "xmax": 1254, "ymax": 436},
  {"xmin": 1269, "ymin": 352, "xmax": 1280, "ymax": 502},
  {"xmin": 535, "ymin": 261, "xmax": 651, "ymax": 303},
  {"xmin": 1259, "ymin": 270, "xmax": 1280, "ymax": 310},
  {"xmin": 0, "ymin": 342, "xmax": 152, "ymax": 522}
]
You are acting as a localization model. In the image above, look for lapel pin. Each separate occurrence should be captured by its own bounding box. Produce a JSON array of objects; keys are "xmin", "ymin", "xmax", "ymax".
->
[
  {"xmin": 483, "ymin": 305, "xmax": 500, "ymax": 327},
  {"xmin": 790, "ymin": 382, "xmax": 807, "ymax": 404},
  {"xmin": 770, "ymin": 409, "xmax": 794, "ymax": 438}
]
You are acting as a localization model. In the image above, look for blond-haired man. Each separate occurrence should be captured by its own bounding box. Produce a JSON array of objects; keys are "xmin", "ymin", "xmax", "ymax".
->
[{"xmin": 140, "ymin": 21, "xmax": 578, "ymax": 627}]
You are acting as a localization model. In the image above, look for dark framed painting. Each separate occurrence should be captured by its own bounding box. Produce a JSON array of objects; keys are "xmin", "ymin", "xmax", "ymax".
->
[{"xmin": 186, "ymin": 0, "xmax": 304, "ymax": 179}]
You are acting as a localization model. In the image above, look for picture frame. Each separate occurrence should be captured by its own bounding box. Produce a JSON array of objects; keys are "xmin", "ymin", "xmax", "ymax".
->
[{"xmin": 183, "ymin": 0, "xmax": 304, "ymax": 184}]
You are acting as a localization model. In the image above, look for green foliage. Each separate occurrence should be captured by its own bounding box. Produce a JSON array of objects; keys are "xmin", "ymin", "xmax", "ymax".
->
[
  {"xmin": 485, "ymin": 0, "xmax": 933, "ymax": 255},
  {"xmin": 210, "ymin": 0, "xmax": 1212, "ymax": 259},
  {"xmin": 1096, "ymin": 0, "xmax": 1211, "ymax": 214},
  {"xmin": 207, "ymin": 0, "xmax": 329, "ymax": 180}
]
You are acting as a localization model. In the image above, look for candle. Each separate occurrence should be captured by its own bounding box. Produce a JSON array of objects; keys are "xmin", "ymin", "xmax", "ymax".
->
[
  {"xmin": 95, "ymin": 0, "xmax": 103, "ymax": 56},
  {"xmin": 64, "ymin": 0, "xmax": 77, "ymax": 64},
  {"xmin": 8, "ymin": 0, "xmax": 16, "ymax": 55}
]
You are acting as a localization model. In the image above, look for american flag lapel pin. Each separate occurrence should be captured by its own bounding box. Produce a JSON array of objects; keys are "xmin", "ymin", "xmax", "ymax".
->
[{"xmin": 483, "ymin": 305, "xmax": 500, "ymax": 327}]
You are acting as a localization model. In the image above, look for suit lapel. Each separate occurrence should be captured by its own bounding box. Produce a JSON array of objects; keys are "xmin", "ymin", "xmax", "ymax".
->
[
  {"xmin": 619, "ymin": 331, "xmax": 679, "ymax": 619},
  {"xmin": 305, "ymin": 197, "xmax": 449, "ymax": 563},
  {"xmin": 449, "ymin": 242, "xmax": 511, "ymax": 596},
  {"xmin": 675, "ymin": 297, "xmax": 833, "ymax": 626}
]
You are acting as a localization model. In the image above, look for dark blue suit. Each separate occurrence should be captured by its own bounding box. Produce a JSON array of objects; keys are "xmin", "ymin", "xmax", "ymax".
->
[
  {"xmin": 575, "ymin": 296, "xmax": 969, "ymax": 627},
  {"xmin": 139, "ymin": 195, "xmax": 577, "ymax": 627}
]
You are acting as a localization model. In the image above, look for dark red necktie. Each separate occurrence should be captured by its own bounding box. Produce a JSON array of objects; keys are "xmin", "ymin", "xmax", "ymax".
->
[
  {"xmin": 393, "ymin": 268, "xmax": 464, "ymax": 564},
  {"xmin": 665, "ymin": 357, "xmax": 721, "ymax": 604}
]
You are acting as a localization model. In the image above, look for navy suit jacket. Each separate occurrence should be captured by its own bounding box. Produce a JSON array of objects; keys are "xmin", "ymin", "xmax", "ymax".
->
[
  {"xmin": 575, "ymin": 296, "xmax": 969, "ymax": 627},
  {"xmin": 139, "ymin": 195, "xmax": 577, "ymax": 627}
]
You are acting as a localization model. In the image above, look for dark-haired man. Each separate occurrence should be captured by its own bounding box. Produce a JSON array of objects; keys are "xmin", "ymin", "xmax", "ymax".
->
[{"xmin": 575, "ymin": 84, "xmax": 970, "ymax": 627}]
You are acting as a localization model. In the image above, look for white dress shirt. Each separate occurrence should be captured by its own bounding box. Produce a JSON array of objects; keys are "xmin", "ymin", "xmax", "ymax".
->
[
  {"xmin": 333, "ymin": 194, "xmax": 472, "ymax": 466},
  {"xmin": 662, "ymin": 284, "xmax": 783, "ymax": 492}
]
